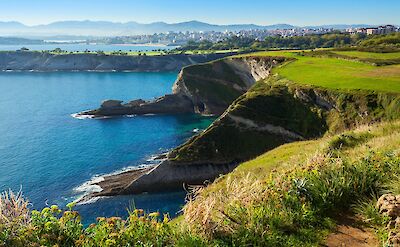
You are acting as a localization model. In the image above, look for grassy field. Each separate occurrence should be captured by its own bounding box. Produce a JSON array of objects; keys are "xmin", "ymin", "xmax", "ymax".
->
[
  {"xmin": 244, "ymin": 50, "xmax": 400, "ymax": 93},
  {"xmin": 332, "ymin": 50, "xmax": 400, "ymax": 59}
]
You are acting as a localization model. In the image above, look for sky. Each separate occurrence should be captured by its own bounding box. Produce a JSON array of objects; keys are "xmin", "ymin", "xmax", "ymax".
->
[{"xmin": 0, "ymin": 0, "xmax": 399, "ymax": 26}]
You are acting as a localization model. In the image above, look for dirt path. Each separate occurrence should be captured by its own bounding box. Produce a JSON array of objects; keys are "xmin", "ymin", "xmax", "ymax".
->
[{"xmin": 323, "ymin": 214, "xmax": 379, "ymax": 247}]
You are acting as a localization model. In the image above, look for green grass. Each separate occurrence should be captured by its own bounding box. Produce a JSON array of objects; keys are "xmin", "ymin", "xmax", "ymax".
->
[
  {"xmin": 332, "ymin": 50, "xmax": 400, "ymax": 59},
  {"xmin": 183, "ymin": 121, "xmax": 400, "ymax": 246},
  {"xmin": 243, "ymin": 50, "xmax": 400, "ymax": 93}
]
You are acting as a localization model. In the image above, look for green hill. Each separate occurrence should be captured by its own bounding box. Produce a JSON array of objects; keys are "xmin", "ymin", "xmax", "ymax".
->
[{"xmin": 170, "ymin": 50, "xmax": 400, "ymax": 165}]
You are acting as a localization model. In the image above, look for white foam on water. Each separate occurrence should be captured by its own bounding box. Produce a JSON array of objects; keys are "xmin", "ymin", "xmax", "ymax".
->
[
  {"xmin": 70, "ymin": 113, "xmax": 113, "ymax": 120},
  {"xmin": 74, "ymin": 175, "xmax": 104, "ymax": 194},
  {"xmin": 76, "ymin": 196, "xmax": 108, "ymax": 205},
  {"xmin": 72, "ymin": 153, "xmax": 165, "ymax": 204}
]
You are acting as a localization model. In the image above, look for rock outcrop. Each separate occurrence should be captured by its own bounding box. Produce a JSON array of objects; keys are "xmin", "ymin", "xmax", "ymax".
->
[
  {"xmin": 79, "ymin": 94, "xmax": 194, "ymax": 117},
  {"xmin": 377, "ymin": 194, "xmax": 400, "ymax": 245},
  {"xmin": 0, "ymin": 51, "xmax": 234, "ymax": 72},
  {"xmin": 79, "ymin": 56, "xmax": 286, "ymax": 117}
]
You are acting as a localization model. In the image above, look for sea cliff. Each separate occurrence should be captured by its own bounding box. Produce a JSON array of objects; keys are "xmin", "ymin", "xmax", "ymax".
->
[
  {"xmin": 77, "ymin": 51, "xmax": 400, "ymax": 201},
  {"xmin": 78, "ymin": 56, "xmax": 286, "ymax": 117},
  {"xmin": 0, "ymin": 51, "xmax": 234, "ymax": 72}
]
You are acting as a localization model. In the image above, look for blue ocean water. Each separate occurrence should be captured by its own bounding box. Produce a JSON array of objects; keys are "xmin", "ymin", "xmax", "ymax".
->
[
  {"xmin": 0, "ymin": 44, "xmax": 177, "ymax": 52},
  {"xmin": 0, "ymin": 72, "xmax": 213, "ymax": 223}
]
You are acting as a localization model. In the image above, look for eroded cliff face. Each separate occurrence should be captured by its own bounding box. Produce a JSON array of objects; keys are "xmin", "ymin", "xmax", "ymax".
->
[
  {"xmin": 80, "ymin": 56, "xmax": 286, "ymax": 117},
  {"xmin": 169, "ymin": 79, "xmax": 400, "ymax": 165},
  {"xmin": 0, "ymin": 51, "xmax": 234, "ymax": 72},
  {"xmin": 172, "ymin": 56, "xmax": 286, "ymax": 115}
]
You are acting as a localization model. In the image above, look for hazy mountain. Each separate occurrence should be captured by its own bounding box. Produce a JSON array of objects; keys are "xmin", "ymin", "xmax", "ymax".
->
[
  {"xmin": 0, "ymin": 37, "xmax": 44, "ymax": 45},
  {"xmin": 0, "ymin": 20, "xmax": 299, "ymax": 37},
  {"xmin": 0, "ymin": 20, "xmax": 388, "ymax": 37}
]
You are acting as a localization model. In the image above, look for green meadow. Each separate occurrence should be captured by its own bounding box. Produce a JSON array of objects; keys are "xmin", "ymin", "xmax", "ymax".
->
[
  {"xmin": 332, "ymin": 50, "xmax": 400, "ymax": 59},
  {"xmin": 246, "ymin": 50, "xmax": 400, "ymax": 93}
]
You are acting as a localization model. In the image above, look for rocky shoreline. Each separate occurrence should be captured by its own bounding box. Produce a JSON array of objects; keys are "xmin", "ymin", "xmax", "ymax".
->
[{"xmin": 0, "ymin": 51, "xmax": 235, "ymax": 72}]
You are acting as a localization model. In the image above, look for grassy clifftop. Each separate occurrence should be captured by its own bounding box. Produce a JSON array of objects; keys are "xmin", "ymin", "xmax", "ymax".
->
[{"xmin": 169, "ymin": 50, "xmax": 400, "ymax": 165}]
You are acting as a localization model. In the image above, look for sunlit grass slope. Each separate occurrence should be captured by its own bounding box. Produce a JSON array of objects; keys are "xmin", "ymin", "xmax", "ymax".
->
[
  {"xmin": 183, "ymin": 121, "xmax": 400, "ymax": 246},
  {"xmin": 244, "ymin": 50, "xmax": 400, "ymax": 93}
]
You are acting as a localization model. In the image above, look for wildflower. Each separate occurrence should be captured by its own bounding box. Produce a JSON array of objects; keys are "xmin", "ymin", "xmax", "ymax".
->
[
  {"xmin": 41, "ymin": 207, "xmax": 50, "ymax": 214},
  {"xmin": 96, "ymin": 217, "xmax": 106, "ymax": 222},
  {"xmin": 50, "ymin": 205, "xmax": 59, "ymax": 213},
  {"xmin": 134, "ymin": 209, "xmax": 144, "ymax": 215},
  {"xmin": 66, "ymin": 202, "xmax": 76, "ymax": 210},
  {"xmin": 148, "ymin": 212, "xmax": 160, "ymax": 218},
  {"xmin": 163, "ymin": 214, "xmax": 169, "ymax": 223},
  {"xmin": 44, "ymin": 222, "xmax": 53, "ymax": 231}
]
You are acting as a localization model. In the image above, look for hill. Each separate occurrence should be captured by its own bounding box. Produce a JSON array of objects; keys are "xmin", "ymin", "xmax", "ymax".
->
[{"xmin": 0, "ymin": 20, "xmax": 297, "ymax": 37}]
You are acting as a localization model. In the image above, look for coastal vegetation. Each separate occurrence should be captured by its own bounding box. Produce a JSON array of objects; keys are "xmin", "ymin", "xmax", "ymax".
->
[{"xmin": 178, "ymin": 32, "xmax": 400, "ymax": 53}]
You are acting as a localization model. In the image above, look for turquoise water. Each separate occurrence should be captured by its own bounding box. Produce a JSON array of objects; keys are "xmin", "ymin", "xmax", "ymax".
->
[
  {"xmin": 0, "ymin": 72, "xmax": 212, "ymax": 223},
  {"xmin": 0, "ymin": 44, "xmax": 178, "ymax": 52}
]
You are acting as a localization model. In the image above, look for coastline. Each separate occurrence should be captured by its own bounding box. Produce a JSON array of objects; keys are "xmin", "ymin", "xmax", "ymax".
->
[
  {"xmin": 74, "ymin": 153, "xmax": 169, "ymax": 205},
  {"xmin": 75, "ymin": 165, "xmax": 156, "ymax": 205},
  {"xmin": 0, "ymin": 51, "xmax": 235, "ymax": 72}
]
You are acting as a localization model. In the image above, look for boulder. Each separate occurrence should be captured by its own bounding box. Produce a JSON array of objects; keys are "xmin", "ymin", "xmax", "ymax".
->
[
  {"xmin": 127, "ymin": 99, "xmax": 146, "ymax": 107},
  {"xmin": 376, "ymin": 194, "xmax": 400, "ymax": 245},
  {"xmin": 101, "ymin": 100, "xmax": 123, "ymax": 109}
]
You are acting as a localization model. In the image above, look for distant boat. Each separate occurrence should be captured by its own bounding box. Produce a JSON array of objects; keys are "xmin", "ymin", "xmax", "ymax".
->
[{"xmin": 193, "ymin": 128, "xmax": 200, "ymax": 133}]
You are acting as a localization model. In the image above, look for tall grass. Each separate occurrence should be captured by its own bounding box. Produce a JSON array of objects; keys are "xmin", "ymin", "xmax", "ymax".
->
[{"xmin": 183, "ymin": 127, "xmax": 400, "ymax": 245}]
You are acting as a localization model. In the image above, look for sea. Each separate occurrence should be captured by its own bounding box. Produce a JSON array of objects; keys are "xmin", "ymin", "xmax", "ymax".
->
[{"xmin": 0, "ymin": 71, "xmax": 214, "ymax": 224}]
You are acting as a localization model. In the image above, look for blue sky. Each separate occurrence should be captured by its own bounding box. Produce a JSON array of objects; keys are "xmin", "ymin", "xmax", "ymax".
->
[{"xmin": 0, "ymin": 0, "xmax": 399, "ymax": 26}]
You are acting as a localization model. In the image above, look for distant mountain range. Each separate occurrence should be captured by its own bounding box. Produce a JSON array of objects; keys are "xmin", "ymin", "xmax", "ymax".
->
[{"xmin": 0, "ymin": 20, "xmax": 392, "ymax": 38}]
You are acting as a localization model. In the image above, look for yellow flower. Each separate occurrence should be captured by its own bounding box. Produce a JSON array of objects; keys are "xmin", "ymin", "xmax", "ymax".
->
[
  {"xmin": 163, "ymin": 214, "xmax": 169, "ymax": 223},
  {"xmin": 96, "ymin": 217, "xmax": 106, "ymax": 222},
  {"xmin": 134, "ymin": 209, "xmax": 144, "ymax": 215},
  {"xmin": 148, "ymin": 212, "xmax": 160, "ymax": 218},
  {"xmin": 50, "ymin": 205, "xmax": 59, "ymax": 212},
  {"xmin": 44, "ymin": 222, "xmax": 53, "ymax": 231}
]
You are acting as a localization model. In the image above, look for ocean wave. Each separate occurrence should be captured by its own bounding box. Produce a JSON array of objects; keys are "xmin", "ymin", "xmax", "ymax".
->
[
  {"xmin": 70, "ymin": 113, "xmax": 112, "ymax": 120},
  {"xmin": 72, "ymin": 161, "xmax": 160, "ymax": 204}
]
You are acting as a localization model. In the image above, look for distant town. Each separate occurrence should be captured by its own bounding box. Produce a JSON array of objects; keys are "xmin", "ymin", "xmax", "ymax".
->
[{"xmin": 90, "ymin": 24, "xmax": 400, "ymax": 46}]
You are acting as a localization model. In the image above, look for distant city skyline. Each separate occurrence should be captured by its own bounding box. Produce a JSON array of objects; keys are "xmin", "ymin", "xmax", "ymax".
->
[{"xmin": 0, "ymin": 0, "xmax": 399, "ymax": 26}]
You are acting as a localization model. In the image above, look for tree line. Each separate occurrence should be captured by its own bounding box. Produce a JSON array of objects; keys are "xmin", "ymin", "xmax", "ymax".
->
[{"xmin": 177, "ymin": 32, "xmax": 399, "ymax": 51}]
